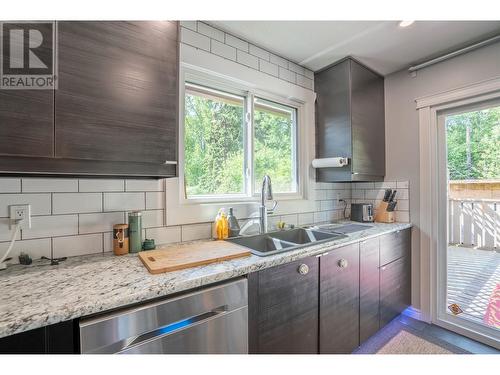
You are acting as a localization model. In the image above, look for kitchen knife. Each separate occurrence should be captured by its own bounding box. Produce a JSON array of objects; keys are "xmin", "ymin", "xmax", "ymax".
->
[
  {"xmin": 388, "ymin": 190, "xmax": 397, "ymax": 202},
  {"xmin": 387, "ymin": 201, "xmax": 397, "ymax": 212},
  {"xmin": 383, "ymin": 189, "xmax": 392, "ymax": 202}
]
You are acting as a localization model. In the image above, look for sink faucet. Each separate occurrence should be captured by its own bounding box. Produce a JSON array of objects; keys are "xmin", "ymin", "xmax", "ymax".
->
[{"xmin": 259, "ymin": 175, "xmax": 277, "ymax": 234}]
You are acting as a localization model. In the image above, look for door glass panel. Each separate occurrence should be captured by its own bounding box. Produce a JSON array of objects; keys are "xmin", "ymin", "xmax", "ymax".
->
[{"xmin": 445, "ymin": 105, "xmax": 500, "ymax": 331}]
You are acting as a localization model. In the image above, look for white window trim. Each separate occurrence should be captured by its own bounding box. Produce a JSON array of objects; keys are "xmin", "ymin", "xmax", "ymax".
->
[
  {"xmin": 416, "ymin": 75, "xmax": 500, "ymax": 348},
  {"xmin": 166, "ymin": 43, "xmax": 317, "ymax": 226}
]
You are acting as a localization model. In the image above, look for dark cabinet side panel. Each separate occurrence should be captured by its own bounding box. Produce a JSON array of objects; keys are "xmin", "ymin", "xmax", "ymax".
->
[
  {"xmin": 248, "ymin": 257, "xmax": 319, "ymax": 354},
  {"xmin": 359, "ymin": 237, "xmax": 380, "ymax": 344},
  {"xmin": 0, "ymin": 23, "xmax": 54, "ymax": 158},
  {"xmin": 319, "ymin": 243, "xmax": 360, "ymax": 354},
  {"xmin": 55, "ymin": 21, "xmax": 178, "ymax": 164},
  {"xmin": 380, "ymin": 255, "xmax": 411, "ymax": 328},
  {"xmin": 350, "ymin": 60, "xmax": 385, "ymax": 177}
]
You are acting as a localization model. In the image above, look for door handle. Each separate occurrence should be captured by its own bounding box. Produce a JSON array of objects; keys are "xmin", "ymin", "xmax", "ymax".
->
[{"xmin": 338, "ymin": 259, "xmax": 348, "ymax": 268}]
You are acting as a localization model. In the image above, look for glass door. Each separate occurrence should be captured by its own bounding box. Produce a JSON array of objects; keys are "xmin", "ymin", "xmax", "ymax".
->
[{"xmin": 437, "ymin": 101, "xmax": 500, "ymax": 346}]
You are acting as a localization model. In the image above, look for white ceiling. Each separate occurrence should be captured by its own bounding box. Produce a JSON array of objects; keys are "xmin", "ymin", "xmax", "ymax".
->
[{"xmin": 208, "ymin": 21, "xmax": 500, "ymax": 75}]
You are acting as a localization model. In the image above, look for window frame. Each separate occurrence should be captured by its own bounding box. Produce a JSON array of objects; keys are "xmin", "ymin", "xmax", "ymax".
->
[{"xmin": 180, "ymin": 69, "xmax": 304, "ymax": 204}]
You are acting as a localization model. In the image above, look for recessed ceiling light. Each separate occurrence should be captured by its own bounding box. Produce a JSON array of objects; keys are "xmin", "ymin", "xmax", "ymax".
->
[{"xmin": 399, "ymin": 21, "xmax": 415, "ymax": 28}]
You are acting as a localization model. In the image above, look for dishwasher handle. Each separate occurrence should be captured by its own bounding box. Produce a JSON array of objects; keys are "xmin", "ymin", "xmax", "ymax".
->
[{"xmin": 121, "ymin": 305, "xmax": 229, "ymax": 352}]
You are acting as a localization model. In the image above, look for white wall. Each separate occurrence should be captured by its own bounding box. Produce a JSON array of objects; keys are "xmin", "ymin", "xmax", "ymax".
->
[{"xmin": 384, "ymin": 41, "xmax": 500, "ymax": 309}]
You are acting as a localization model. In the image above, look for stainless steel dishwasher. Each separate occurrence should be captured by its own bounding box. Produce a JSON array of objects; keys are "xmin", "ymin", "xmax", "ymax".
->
[{"xmin": 79, "ymin": 278, "xmax": 248, "ymax": 354}]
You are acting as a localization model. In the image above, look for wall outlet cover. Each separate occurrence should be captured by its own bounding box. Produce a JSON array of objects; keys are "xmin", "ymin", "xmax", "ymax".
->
[{"xmin": 9, "ymin": 204, "xmax": 31, "ymax": 229}]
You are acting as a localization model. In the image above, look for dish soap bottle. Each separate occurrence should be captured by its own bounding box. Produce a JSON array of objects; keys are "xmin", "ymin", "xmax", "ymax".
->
[
  {"xmin": 214, "ymin": 208, "xmax": 228, "ymax": 240},
  {"xmin": 220, "ymin": 209, "xmax": 229, "ymax": 239},
  {"xmin": 227, "ymin": 207, "xmax": 240, "ymax": 237}
]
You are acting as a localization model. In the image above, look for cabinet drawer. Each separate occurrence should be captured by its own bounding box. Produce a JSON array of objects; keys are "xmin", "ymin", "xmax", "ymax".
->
[
  {"xmin": 379, "ymin": 256, "xmax": 411, "ymax": 327},
  {"xmin": 379, "ymin": 228, "xmax": 410, "ymax": 266}
]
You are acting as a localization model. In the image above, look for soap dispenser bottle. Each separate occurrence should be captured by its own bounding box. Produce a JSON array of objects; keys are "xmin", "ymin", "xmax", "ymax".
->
[{"xmin": 227, "ymin": 207, "xmax": 240, "ymax": 237}]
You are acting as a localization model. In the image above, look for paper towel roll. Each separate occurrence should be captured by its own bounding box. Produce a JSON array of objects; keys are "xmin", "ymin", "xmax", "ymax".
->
[{"xmin": 311, "ymin": 157, "xmax": 349, "ymax": 168}]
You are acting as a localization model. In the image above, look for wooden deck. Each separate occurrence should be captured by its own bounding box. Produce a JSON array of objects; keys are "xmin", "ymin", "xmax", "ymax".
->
[{"xmin": 447, "ymin": 246, "xmax": 500, "ymax": 328}]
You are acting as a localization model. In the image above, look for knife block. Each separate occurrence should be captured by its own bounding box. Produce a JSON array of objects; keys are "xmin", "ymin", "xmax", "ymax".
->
[{"xmin": 375, "ymin": 201, "xmax": 395, "ymax": 223}]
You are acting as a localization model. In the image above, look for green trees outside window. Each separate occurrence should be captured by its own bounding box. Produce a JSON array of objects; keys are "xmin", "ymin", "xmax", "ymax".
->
[
  {"xmin": 184, "ymin": 83, "xmax": 298, "ymax": 198},
  {"xmin": 446, "ymin": 105, "xmax": 500, "ymax": 181}
]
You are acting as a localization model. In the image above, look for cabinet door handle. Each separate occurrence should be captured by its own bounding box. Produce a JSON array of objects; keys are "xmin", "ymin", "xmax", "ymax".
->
[
  {"xmin": 338, "ymin": 259, "xmax": 348, "ymax": 268},
  {"xmin": 298, "ymin": 264, "xmax": 309, "ymax": 275}
]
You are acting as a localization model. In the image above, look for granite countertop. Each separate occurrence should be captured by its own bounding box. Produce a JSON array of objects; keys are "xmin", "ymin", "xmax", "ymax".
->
[{"xmin": 0, "ymin": 221, "xmax": 411, "ymax": 339}]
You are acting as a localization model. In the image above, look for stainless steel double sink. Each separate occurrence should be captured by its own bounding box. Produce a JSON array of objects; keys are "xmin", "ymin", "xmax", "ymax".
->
[{"xmin": 227, "ymin": 227, "xmax": 348, "ymax": 257}]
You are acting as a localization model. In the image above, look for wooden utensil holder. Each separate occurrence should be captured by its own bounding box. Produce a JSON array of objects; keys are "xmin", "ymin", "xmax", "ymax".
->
[{"xmin": 374, "ymin": 201, "xmax": 395, "ymax": 223}]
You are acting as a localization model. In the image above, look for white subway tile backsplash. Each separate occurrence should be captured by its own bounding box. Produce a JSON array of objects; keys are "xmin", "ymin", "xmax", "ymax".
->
[
  {"xmin": 395, "ymin": 211, "xmax": 410, "ymax": 223},
  {"xmin": 181, "ymin": 223, "xmax": 212, "ymax": 241},
  {"xmin": 320, "ymin": 200, "xmax": 334, "ymax": 211},
  {"xmin": 374, "ymin": 181, "xmax": 397, "ymax": 189},
  {"xmin": 142, "ymin": 210, "xmax": 164, "ymax": 228},
  {"xmin": 278, "ymin": 67, "xmax": 296, "ymax": 83},
  {"xmin": 397, "ymin": 199, "xmax": 409, "ymax": 211},
  {"xmin": 0, "ymin": 194, "xmax": 51, "ymax": 217},
  {"xmin": 79, "ymin": 179, "xmax": 124, "ymax": 192},
  {"xmin": 280, "ymin": 214, "xmax": 298, "ymax": 227},
  {"xmin": 53, "ymin": 193, "xmax": 102, "ymax": 214},
  {"xmin": 259, "ymin": 59, "xmax": 279, "ymax": 77},
  {"xmin": 125, "ymin": 179, "xmax": 163, "ymax": 192},
  {"xmin": 180, "ymin": 20, "xmax": 197, "ymax": 31},
  {"xmin": 353, "ymin": 182, "xmax": 375, "ymax": 189},
  {"xmin": 23, "ymin": 215, "xmax": 78, "ymax": 239},
  {"xmin": 211, "ymin": 39, "xmax": 237, "ymax": 61},
  {"xmin": 315, "ymin": 190, "xmax": 327, "ymax": 200},
  {"xmin": 0, "ymin": 178, "xmax": 21, "ymax": 193},
  {"xmin": 180, "ymin": 27, "xmax": 210, "ymax": 51},
  {"xmin": 146, "ymin": 192, "xmax": 164, "ymax": 210},
  {"xmin": 397, "ymin": 189, "xmax": 409, "ymax": 200},
  {"xmin": 53, "ymin": 234, "xmax": 103, "ymax": 257},
  {"xmin": 351, "ymin": 190, "xmax": 364, "ymax": 199},
  {"xmin": 270, "ymin": 54, "xmax": 288, "ymax": 68},
  {"xmin": 304, "ymin": 69, "xmax": 314, "ymax": 80},
  {"xmin": 79, "ymin": 212, "xmax": 125, "ymax": 234},
  {"xmin": 397, "ymin": 181, "xmax": 409, "ymax": 189},
  {"xmin": 104, "ymin": 192, "xmax": 145, "ymax": 212},
  {"xmin": 22, "ymin": 178, "xmax": 78, "ymax": 193},
  {"xmin": 236, "ymin": 50, "xmax": 259, "ymax": 69},
  {"xmin": 249, "ymin": 44, "xmax": 270, "ymax": 60},
  {"xmin": 298, "ymin": 212, "xmax": 314, "ymax": 226},
  {"xmin": 365, "ymin": 189, "xmax": 385, "ymax": 200},
  {"xmin": 314, "ymin": 211, "xmax": 327, "ymax": 223},
  {"xmin": 0, "ymin": 238, "xmax": 51, "ymax": 264},
  {"xmin": 288, "ymin": 62, "xmax": 305, "ymax": 75},
  {"xmin": 103, "ymin": 232, "xmax": 113, "ymax": 252},
  {"xmin": 197, "ymin": 22, "xmax": 224, "ymax": 42},
  {"xmin": 146, "ymin": 226, "xmax": 181, "ymax": 245},
  {"xmin": 225, "ymin": 34, "xmax": 249, "ymax": 52},
  {"xmin": 296, "ymin": 74, "xmax": 313, "ymax": 89},
  {"xmin": 0, "ymin": 218, "xmax": 21, "ymax": 241}
]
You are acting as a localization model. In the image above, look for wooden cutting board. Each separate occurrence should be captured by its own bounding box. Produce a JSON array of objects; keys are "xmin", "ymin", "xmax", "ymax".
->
[{"xmin": 138, "ymin": 240, "xmax": 251, "ymax": 274}]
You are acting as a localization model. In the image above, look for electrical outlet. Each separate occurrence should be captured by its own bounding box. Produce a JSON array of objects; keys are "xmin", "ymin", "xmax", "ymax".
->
[{"xmin": 9, "ymin": 204, "xmax": 31, "ymax": 229}]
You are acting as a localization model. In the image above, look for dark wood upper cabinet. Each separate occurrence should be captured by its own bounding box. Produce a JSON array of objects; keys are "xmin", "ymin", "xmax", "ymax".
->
[
  {"xmin": 315, "ymin": 57, "xmax": 385, "ymax": 182},
  {"xmin": 0, "ymin": 23, "xmax": 54, "ymax": 158},
  {"xmin": 56, "ymin": 21, "xmax": 178, "ymax": 165},
  {"xmin": 248, "ymin": 256, "xmax": 319, "ymax": 354},
  {"xmin": 359, "ymin": 237, "xmax": 380, "ymax": 344},
  {"xmin": 0, "ymin": 21, "xmax": 178, "ymax": 177},
  {"xmin": 319, "ymin": 243, "xmax": 360, "ymax": 354}
]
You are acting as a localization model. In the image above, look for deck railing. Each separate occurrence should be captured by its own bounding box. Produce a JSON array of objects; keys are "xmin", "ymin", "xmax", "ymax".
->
[{"xmin": 449, "ymin": 198, "xmax": 499, "ymax": 249}]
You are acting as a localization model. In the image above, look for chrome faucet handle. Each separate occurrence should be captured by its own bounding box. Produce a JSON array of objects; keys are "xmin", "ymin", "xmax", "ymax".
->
[{"xmin": 266, "ymin": 200, "xmax": 278, "ymax": 214}]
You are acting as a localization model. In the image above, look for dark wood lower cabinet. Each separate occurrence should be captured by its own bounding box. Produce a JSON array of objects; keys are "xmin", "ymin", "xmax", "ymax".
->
[
  {"xmin": 380, "ymin": 255, "xmax": 411, "ymax": 327},
  {"xmin": 319, "ymin": 243, "xmax": 360, "ymax": 354},
  {"xmin": 248, "ymin": 256, "xmax": 319, "ymax": 354},
  {"xmin": 359, "ymin": 237, "xmax": 380, "ymax": 344},
  {"xmin": 0, "ymin": 320, "xmax": 78, "ymax": 354}
]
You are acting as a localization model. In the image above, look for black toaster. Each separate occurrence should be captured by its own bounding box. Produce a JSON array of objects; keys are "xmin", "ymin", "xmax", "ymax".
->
[{"xmin": 351, "ymin": 203, "xmax": 374, "ymax": 222}]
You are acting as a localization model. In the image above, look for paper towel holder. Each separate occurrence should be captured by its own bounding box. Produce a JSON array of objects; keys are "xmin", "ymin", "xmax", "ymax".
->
[{"xmin": 311, "ymin": 157, "xmax": 349, "ymax": 168}]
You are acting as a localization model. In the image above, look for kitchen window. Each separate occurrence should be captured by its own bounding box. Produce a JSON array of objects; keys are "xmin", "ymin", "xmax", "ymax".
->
[{"xmin": 183, "ymin": 82, "xmax": 299, "ymax": 200}]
